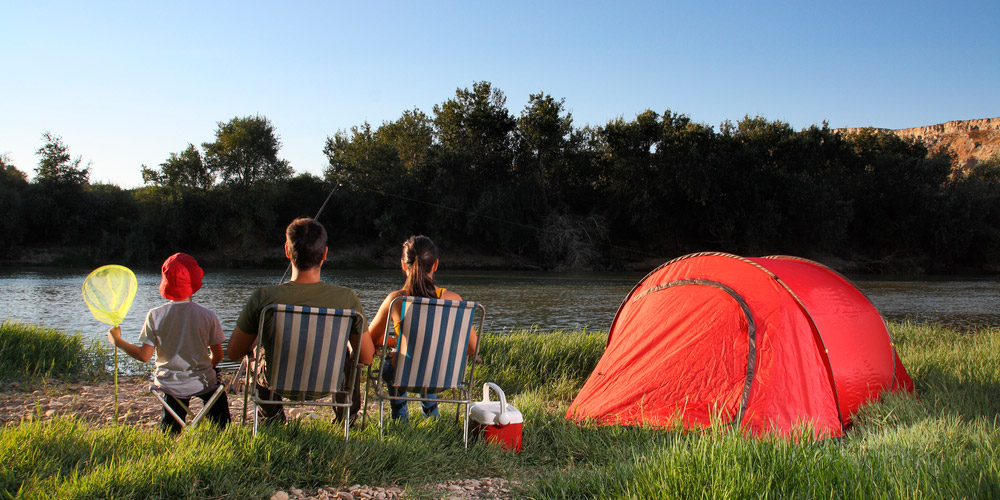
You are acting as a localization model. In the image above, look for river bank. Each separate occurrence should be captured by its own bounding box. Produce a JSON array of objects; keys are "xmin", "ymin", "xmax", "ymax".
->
[
  {"xmin": 0, "ymin": 244, "xmax": 564, "ymax": 272},
  {"xmin": 13, "ymin": 240, "xmax": 1000, "ymax": 276}
]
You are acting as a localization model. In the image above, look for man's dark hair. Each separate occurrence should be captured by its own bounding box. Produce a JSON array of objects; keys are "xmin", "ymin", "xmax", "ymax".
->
[{"xmin": 285, "ymin": 218, "xmax": 327, "ymax": 270}]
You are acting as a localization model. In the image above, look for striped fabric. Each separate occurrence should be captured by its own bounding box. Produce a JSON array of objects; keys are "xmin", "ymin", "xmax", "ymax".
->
[
  {"xmin": 263, "ymin": 304, "xmax": 355, "ymax": 395},
  {"xmin": 393, "ymin": 297, "xmax": 476, "ymax": 393}
]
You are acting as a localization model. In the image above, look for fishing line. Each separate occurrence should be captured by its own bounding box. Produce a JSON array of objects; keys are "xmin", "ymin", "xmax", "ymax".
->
[
  {"xmin": 349, "ymin": 184, "xmax": 661, "ymax": 259},
  {"xmin": 286, "ymin": 182, "xmax": 650, "ymax": 334}
]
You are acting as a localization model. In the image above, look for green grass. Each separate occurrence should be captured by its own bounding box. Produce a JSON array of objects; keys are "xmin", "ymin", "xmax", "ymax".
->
[
  {"xmin": 1, "ymin": 323, "xmax": 998, "ymax": 499},
  {"xmin": 475, "ymin": 328, "xmax": 607, "ymax": 398},
  {"xmin": 0, "ymin": 321, "xmax": 104, "ymax": 380},
  {"xmin": 0, "ymin": 321, "xmax": 146, "ymax": 382}
]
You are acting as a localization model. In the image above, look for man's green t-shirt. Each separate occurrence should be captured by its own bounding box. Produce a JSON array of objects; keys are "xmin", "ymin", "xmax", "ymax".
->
[
  {"xmin": 236, "ymin": 281, "xmax": 365, "ymax": 393},
  {"xmin": 236, "ymin": 281, "xmax": 364, "ymax": 337}
]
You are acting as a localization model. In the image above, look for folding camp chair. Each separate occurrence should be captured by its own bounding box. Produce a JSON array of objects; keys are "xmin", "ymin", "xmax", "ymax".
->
[
  {"xmin": 365, "ymin": 296, "xmax": 485, "ymax": 447},
  {"xmin": 247, "ymin": 304, "xmax": 364, "ymax": 440},
  {"xmin": 149, "ymin": 372, "xmax": 228, "ymax": 432}
]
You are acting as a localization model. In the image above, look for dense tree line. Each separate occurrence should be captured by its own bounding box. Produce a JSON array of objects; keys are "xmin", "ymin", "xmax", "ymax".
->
[{"xmin": 2, "ymin": 83, "xmax": 999, "ymax": 272}]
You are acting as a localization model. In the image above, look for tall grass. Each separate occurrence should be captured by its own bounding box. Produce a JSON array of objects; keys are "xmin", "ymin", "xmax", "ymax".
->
[
  {"xmin": 475, "ymin": 328, "xmax": 607, "ymax": 398},
  {"xmin": 0, "ymin": 415, "xmax": 522, "ymax": 499},
  {"xmin": 0, "ymin": 321, "xmax": 105, "ymax": 379},
  {"xmin": 1, "ymin": 322, "xmax": 998, "ymax": 499}
]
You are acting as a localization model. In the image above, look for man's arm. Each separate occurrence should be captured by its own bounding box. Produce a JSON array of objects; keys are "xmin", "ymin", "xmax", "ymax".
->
[{"xmin": 227, "ymin": 327, "xmax": 257, "ymax": 361}]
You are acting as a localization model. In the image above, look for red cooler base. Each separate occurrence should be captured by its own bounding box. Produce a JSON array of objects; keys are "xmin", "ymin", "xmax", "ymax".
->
[{"xmin": 471, "ymin": 422, "xmax": 522, "ymax": 451}]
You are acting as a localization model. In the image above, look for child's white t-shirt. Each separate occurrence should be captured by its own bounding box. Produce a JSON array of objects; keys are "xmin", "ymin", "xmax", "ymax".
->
[{"xmin": 138, "ymin": 300, "xmax": 225, "ymax": 397}]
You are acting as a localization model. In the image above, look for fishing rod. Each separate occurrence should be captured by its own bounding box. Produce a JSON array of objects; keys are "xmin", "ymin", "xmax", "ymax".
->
[
  {"xmin": 279, "ymin": 184, "xmax": 338, "ymax": 284},
  {"xmin": 230, "ymin": 184, "xmax": 341, "ymax": 422}
]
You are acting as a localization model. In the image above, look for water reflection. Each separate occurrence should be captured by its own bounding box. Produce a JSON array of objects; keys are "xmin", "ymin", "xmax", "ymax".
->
[
  {"xmin": 2, "ymin": 268, "xmax": 997, "ymax": 343},
  {"xmin": 850, "ymin": 276, "xmax": 1000, "ymax": 331}
]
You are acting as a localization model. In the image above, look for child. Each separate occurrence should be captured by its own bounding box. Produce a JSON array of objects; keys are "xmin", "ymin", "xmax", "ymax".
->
[{"xmin": 108, "ymin": 252, "xmax": 230, "ymax": 433}]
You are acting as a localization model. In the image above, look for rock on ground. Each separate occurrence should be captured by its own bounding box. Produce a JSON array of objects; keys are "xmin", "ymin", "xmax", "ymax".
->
[{"xmin": 270, "ymin": 478, "xmax": 513, "ymax": 500}]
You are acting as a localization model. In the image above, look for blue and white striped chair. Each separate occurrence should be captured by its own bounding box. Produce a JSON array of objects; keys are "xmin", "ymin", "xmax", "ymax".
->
[
  {"xmin": 249, "ymin": 304, "xmax": 364, "ymax": 439},
  {"xmin": 368, "ymin": 296, "xmax": 485, "ymax": 447}
]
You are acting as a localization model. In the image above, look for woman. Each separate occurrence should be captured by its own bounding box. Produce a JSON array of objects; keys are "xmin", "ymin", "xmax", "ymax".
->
[{"xmin": 367, "ymin": 235, "xmax": 479, "ymax": 421}]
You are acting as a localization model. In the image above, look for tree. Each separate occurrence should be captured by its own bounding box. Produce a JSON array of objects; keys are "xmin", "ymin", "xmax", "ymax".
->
[
  {"xmin": 718, "ymin": 116, "xmax": 852, "ymax": 253},
  {"xmin": 516, "ymin": 92, "xmax": 573, "ymax": 206},
  {"xmin": 595, "ymin": 110, "xmax": 667, "ymax": 242},
  {"xmin": 33, "ymin": 131, "xmax": 90, "ymax": 187},
  {"xmin": 26, "ymin": 133, "xmax": 93, "ymax": 246},
  {"xmin": 1, "ymin": 153, "xmax": 28, "ymax": 185},
  {"xmin": 323, "ymin": 121, "xmax": 418, "ymax": 244},
  {"xmin": 432, "ymin": 81, "xmax": 516, "ymax": 182},
  {"xmin": 935, "ymin": 154, "xmax": 1000, "ymax": 269},
  {"xmin": 844, "ymin": 128, "xmax": 951, "ymax": 262},
  {"xmin": 0, "ymin": 154, "xmax": 29, "ymax": 253},
  {"xmin": 202, "ymin": 115, "xmax": 292, "ymax": 188},
  {"xmin": 324, "ymin": 122, "xmax": 402, "ymax": 188},
  {"xmin": 377, "ymin": 109, "xmax": 434, "ymax": 172},
  {"xmin": 141, "ymin": 144, "xmax": 214, "ymax": 189},
  {"xmin": 197, "ymin": 183, "xmax": 282, "ymax": 261}
]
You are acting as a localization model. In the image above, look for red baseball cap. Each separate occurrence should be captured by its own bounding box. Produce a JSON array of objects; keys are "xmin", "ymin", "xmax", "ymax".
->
[{"xmin": 159, "ymin": 253, "xmax": 203, "ymax": 300}]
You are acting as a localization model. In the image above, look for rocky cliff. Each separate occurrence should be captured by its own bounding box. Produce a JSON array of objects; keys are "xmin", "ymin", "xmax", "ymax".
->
[{"xmin": 837, "ymin": 117, "xmax": 1000, "ymax": 170}]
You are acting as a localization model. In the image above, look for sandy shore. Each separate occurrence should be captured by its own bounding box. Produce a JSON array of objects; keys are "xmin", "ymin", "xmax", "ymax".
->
[
  {"xmin": 0, "ymin": 375, "xmax": 169, "ymax": 427},
  {"xmin": 0, "ymin": 376, "xmax": 514, "ymax": 500}
]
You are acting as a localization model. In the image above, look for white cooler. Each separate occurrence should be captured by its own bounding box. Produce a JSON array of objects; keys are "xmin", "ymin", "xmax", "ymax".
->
[{"xmin": 469, "ymin": 382, "xmax": 523, "ymax": 451}]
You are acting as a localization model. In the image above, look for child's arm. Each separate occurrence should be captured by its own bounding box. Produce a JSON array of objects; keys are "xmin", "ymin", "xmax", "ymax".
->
[
  {"xmin": 108, "ymin": 326, "xmax": 154, "ymax": 362},
  {"xmin": 209, "ymin": 343, "xmax": 224, "ymax": 367}
]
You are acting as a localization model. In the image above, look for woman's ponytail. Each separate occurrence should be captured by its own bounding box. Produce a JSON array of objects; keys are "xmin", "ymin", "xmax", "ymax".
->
[{"xmin": 402, "ymin": 235, "xmax": 437, "ymax": 298}]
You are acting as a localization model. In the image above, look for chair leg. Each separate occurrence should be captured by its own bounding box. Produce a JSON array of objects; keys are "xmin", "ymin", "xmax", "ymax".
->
[
  {"xmin": 252, "ymin": 400, "xmax": 260, "ymax": 437},
  {"xmin": 152, "ymin": 390, "xmax": 189, "ymax": 429},
  {"xmin": 189, "ymin": 384, "xmax": 226, "ymax": 430},
  {"xmin": 378, "ymin": 398, "xmax": 385, "ymax": 440},
  {"xmin": 343, "ymin": 407, "xmax": 350, "ymax": 441},
  {"xmin": 361, "ymin": 365, "xmax": 371, "ymax": 430},
  {"xmin": 242, "ymin": 360, "xmax": 251, "ymax": 425},
  {"xmin": 463, "ymin": 402, "xmax": 470, "ymax": 449}
]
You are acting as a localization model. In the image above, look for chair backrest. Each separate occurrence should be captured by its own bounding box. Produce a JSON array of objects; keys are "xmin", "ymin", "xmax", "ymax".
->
[
  {"xmin": 391, "ymin": 296, "xmax": 481, "ymax": 393},
  {"xmin": 258, "ymin": 304, "xmax": 360, "ymax": 395}
]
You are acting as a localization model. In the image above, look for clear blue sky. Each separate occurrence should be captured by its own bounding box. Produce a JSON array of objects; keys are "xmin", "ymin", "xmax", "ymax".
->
[{"xmin": 3, "ymin": 1, "xmax": 999, "ymax": 188}]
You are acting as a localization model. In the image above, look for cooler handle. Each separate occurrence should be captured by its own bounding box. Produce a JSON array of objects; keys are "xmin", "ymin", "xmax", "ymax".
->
[{"xmin": 481, "ymin": 382, "xmax": 511, "ymax": 425}]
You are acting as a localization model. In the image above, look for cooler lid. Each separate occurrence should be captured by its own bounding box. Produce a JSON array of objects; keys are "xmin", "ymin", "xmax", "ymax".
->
[{"xmin": 470, "ymin": 400, "xmax": 523, "ymax": 425}]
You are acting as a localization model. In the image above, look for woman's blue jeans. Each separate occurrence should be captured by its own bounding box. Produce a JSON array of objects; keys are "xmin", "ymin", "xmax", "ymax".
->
[{"xmin": 381, "ymin": 360, "xmax": 439, "ymax": 421}]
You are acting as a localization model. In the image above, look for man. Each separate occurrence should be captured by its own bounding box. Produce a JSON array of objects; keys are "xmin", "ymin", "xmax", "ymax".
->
[{"xmin": 227, "ymin": 217, "xmax": 374, "ymax": 422}]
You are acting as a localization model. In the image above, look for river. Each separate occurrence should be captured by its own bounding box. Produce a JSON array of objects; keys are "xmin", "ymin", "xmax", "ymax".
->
[{"xmin": 1, "ymin": 268, "xmax": 998, "ymax": 344}]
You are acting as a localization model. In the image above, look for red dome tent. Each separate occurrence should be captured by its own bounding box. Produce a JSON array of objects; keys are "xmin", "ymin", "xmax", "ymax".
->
[{"xmin": 567, "ymin": 253, "xmax": 913, "ymax": 438}]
